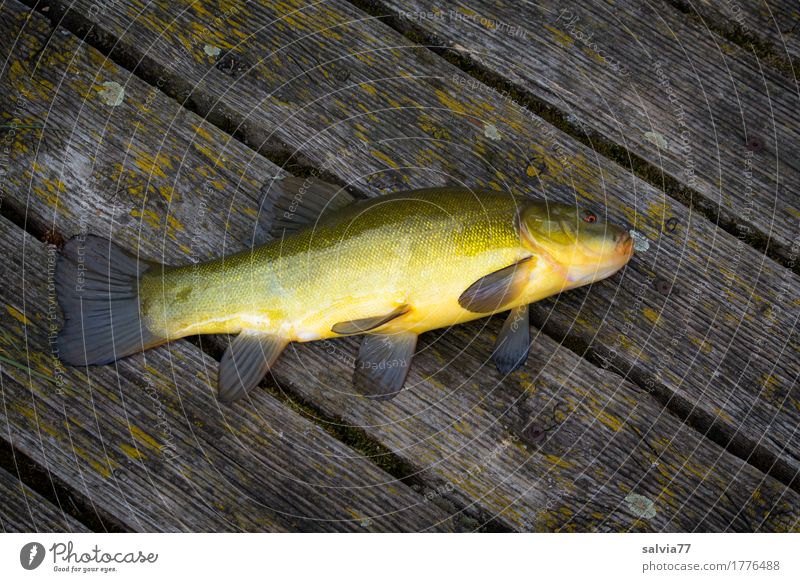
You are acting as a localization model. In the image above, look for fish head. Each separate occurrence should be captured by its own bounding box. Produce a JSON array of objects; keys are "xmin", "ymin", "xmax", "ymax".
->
[{"xmin": 518, "ymin": 201, "xmax": 633, "ymax": 287}]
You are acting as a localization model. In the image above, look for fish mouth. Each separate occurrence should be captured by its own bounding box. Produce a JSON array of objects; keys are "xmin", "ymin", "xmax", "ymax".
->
[{"xmin": 615, "ymin": 230, "xmax": 634, "ymax": 258}]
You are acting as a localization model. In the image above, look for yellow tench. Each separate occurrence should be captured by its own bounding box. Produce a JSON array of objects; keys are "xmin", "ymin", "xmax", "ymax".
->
[{"xmin": 56, "ymin": 178, "xmax": 633, "ymax": 402}]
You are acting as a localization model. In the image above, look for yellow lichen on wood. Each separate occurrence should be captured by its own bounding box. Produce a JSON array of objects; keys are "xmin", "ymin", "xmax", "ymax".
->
[
  {"xmin": 131, "ymin": 148, "xmax": 175, "ymax": 181},
  {"xmin": 543, "ymin": 454, "xmax": 573, "ymax": 469},
  {"xmin": 6, "ymin": 305, "xmax": 31, "ymax": 325},
  {"xmin": 371, "ymin": 149, "xmax": 399, "ymax": 170},
  {"xmin": 435, "ymin": 89, "xmax": 467, "ymax": 116},
  {"xmin": 358, "ymin": 82, "xmax": 378, "ymax": 97},
  {"xmin": 760, "ymin": 373, "xmax": 782, "ymax": 402},
  {"xmin": 131, "ymin": 207, "xmax": 161, "ymax": 230},
  {"xmin": 7, "ymin": 60, "xmax": 56, "ymax": 102},
  {"xmin": 643, "ymin": 307, "xmax": 660, "ymax": 323},
  {"xmin": 71, "ymin": 444, "xmax": 117, "ymax": 479},
  {"xmin": 543, "ymin": 25, "xmax": 575, "ymax": 47},
  {"xmin": 596, "ymin": 410, "xmax": 625, "ymax": 432},
  {"xmin": 130, "ymin": 425, "xmax": 163, "ymax": 452},
  {"xmin": 689, "ymin": 336, "xmax": 713, "ymax": 355},
  {"xmin": 120, "ymin": 443, "xmax": 145, "ymax": 461}
]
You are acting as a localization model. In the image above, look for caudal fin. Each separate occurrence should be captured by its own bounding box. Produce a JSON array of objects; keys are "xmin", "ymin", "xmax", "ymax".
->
[{"xmin": 55, "ymin": 235, "xmax": 165, "ymax": 365}]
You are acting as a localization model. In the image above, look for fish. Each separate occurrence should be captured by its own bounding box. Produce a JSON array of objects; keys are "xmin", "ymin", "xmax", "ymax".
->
[{"xmin": 55, "ymin": 178, "xmax": 634, "ymax": 403}]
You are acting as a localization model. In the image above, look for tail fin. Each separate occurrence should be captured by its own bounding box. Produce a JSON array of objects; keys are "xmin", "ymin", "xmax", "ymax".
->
[{"xmin": 55, "ymin": 235, "xmax": 165, "ymax": 365}]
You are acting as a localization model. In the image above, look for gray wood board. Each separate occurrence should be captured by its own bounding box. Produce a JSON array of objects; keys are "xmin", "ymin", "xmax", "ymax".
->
[
  {"xmin": 0, "ymin": 465, "xmax": 90, "ymax": 532},
  {"xmin": 376, "ymin": 0, "xmax": 800, "ymax": 264},
  {"xmin": 29, "ymin": 0, "xmax": 800, "ymax": 487},
  {"xmin": 2, "ymin": 0, "xmax": 798, "ymax": 531}
]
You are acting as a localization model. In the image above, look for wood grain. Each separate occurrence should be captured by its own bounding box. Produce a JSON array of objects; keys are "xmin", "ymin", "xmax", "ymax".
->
[
  {"xmin": 0, "ymin": 465, "xmax": 90, "ymax": 532},
  {"xmin": 2, "ymin": 0, "xmax": 798, "ymax": 531},
  {"xmin": 277, "ymin": 319, "xmax": 800, "ymax": 531},
  {"xmin": 26, "ymin": 0, "xmax": 800, "ymax": 488},
  {"xmin": 666, "ymin": 0, "xmax": 800, "ymax": 70},
  {"xmin": 375, "ymin": 0, "xmax": 800, "ymax": 265}
]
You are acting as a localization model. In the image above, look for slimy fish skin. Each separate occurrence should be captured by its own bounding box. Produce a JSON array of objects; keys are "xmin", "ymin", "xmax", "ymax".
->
[{"xmin": 55, "ymin": 179, "xmax": 633, "ymax": 402}]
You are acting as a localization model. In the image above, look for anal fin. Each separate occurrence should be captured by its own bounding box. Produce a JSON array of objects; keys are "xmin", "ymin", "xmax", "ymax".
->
[
  {"xmin": 218, "ymin": 331, "xmax": 288, "ymax": 403},
  {"xmin": 353, "ymin": 332, "xmax": 417, "ymax": 400}
]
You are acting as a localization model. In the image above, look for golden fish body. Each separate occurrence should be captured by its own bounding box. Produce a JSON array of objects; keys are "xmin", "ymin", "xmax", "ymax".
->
[
  {"xmin": 141, "ymin": 190, "xmax": 573, "ymax": 341},
  {"xmin": 56, "ymin": 182, "xmax": 633, "ymax": 402}
]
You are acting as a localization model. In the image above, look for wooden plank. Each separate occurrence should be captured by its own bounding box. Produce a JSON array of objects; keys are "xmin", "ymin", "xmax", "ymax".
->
[
  {"xmin": 31, "ymin": 0, "xmax": 800, "ymax": 489},
  {"xmin": 0, "ymin": 465, "xmax": 90, "ymax": 532},
  {"xmin": 375, "ymin": 0, "xmax": 800, "ymax": 266},
  {"xmin": 2, "ymin": 1, "xmax": 798, "ymax": 531},
  {"xmin": 668, "ymin": 0, "xmax": 800, "ymax": 71}
]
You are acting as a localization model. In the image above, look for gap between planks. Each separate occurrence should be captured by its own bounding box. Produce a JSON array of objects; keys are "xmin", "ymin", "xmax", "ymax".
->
[
  {"xmin": 664, "ymin": 0, "xmax": 798, "ymax": 79},
  {"xmin": 0, "ymin": 462, "xmax": 90, "ymax": 532}
]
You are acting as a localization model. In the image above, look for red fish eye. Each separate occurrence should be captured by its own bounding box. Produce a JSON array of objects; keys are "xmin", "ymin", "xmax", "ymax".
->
[{"xmin": 584, "ymin": 213, "xmax": 597, "ymax": 223}]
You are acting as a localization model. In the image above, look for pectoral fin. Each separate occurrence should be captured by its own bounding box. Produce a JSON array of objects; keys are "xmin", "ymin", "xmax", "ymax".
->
[
  {"xmin": 458, "ymin": 256, "xmax": 536, "ymax": 313},
  {"xmin": 353, "ymin": 332, "xmax": 417, "ymax": 400},
  {"xmin": 258, "ymin": 176, "xmax": 357, "ymax": 241},
  {"xmin": 217, "ymin": 331, "xmax": 289, "ymax": 403},
  {"xmin": 493, "ymin": 304, "xmax": 531, "ymax": 374},
  {"xmin": 331, "ymin": 305, "xmax": 409, "ymax": 335}
]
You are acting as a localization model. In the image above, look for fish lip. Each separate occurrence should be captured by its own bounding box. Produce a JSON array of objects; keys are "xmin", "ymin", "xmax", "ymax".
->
[{"xmin": 616, "ymin": 232, "xmax": 634, "ymax": 259}]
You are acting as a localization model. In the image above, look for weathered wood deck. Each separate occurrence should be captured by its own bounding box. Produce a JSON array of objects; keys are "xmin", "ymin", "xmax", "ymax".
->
[{"xmin": 0, "ymin": 0, "xmax": 797, "ymax": 531}]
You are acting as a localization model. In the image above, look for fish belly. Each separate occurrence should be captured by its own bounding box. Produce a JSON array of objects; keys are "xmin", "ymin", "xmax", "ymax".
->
[{"xmin": 283, "ymin": 243, "xmax": 533, "ymax": 341}]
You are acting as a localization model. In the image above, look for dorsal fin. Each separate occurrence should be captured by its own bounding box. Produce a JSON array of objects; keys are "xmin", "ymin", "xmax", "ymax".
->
[{"xmin": 258, "ymin": 176, "xmax": 357, "ymax": 241}]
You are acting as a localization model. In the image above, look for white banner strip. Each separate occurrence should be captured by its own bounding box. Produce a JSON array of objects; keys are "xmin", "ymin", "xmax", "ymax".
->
[{"xmin": 2, "ymin": 533, "xmax": 798, "ymax": 581}]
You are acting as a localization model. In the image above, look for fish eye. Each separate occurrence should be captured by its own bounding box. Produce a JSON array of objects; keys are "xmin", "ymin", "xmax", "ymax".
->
[{"xmin": 583, "ymin": 212, "xmax": 597, "ymax": 223}]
